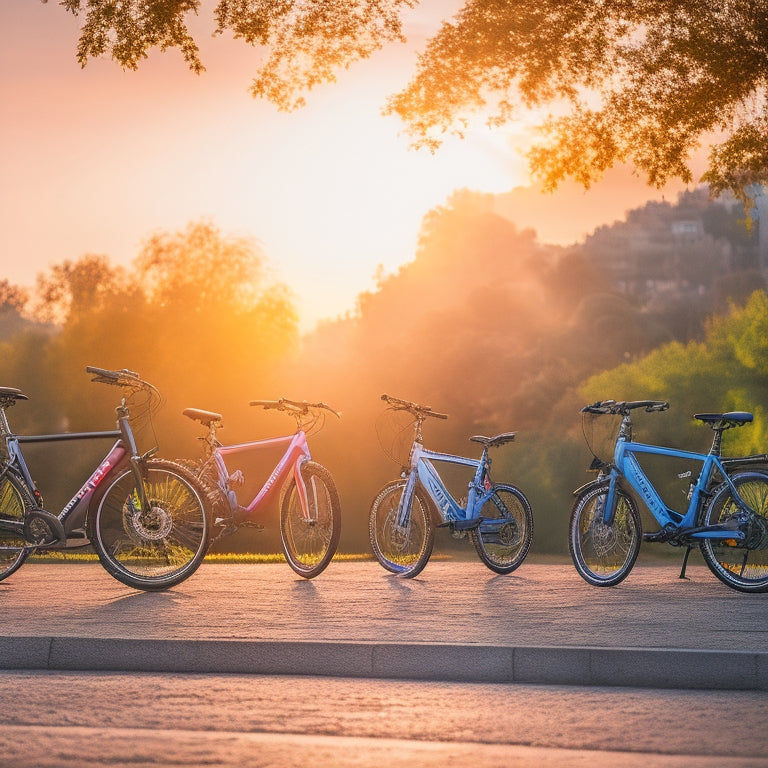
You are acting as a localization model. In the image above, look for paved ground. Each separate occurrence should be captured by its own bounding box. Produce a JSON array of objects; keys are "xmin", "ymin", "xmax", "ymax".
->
[
  {"xmin": 1, "ymin": 671, "xmax": 766, "ymax": 767},
  {"xmin": 0, "ymin": 559, "xmax": 766, "ymax": 689}
]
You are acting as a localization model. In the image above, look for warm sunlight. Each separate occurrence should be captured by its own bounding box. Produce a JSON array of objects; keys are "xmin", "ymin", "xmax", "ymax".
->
[{"xmin": 0, "ymin": 0, "xmax": 532, "ymax": 331}]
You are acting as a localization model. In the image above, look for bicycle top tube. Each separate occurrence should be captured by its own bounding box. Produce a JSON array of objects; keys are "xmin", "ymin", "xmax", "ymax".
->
[
  {"xmin": 414, "ymin": 443, "xmax": 481, "ymax": 471},
  {"xmin": 216, "ymin": 433, "xmax": 297, "ymax": 456},
  {"xmin": 212, "ymin": 431, "xmax": 311, "ymax": 516},
  {"xmin": 613, "ymin": 436, "xmax": 754, "ymax": 531}
]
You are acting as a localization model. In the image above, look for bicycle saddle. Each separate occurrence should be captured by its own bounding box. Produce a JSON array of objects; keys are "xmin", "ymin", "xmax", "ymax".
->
[
  {"xmin": 694, "ymin": 412, "xmax": 753, "ymax": 428},
  {"xmin": 182, "ymin": 407, "xmax": 223, "ymax": 426},
  {"xmin": 0, "ymin": 387, "xmax": 28, "ymax": 402},
  {"xmin": 470, "ymin": 432, "xmax": 516, "ymax": 447}
]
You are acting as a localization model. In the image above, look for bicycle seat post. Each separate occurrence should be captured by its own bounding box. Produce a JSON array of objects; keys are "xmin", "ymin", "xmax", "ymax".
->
[
  {"xmin": 202, "ymin": 419, "xmax": 221, "ymax": 458},
  {"xmin": 710, "ymin": 426, "xmax": 724, "ymax": 457},
  {"xmin": 0, "ymin": 406, "xmax": 11, "ymax": 437}
]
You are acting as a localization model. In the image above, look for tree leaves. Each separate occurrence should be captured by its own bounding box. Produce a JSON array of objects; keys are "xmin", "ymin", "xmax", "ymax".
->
[
  {"xmin": 41, "ymin": 1, "xmax": 768, "ymax": 211},
  {"xmin": 388, "ymin": 0, "xmax": 768, "ymax": 198}
]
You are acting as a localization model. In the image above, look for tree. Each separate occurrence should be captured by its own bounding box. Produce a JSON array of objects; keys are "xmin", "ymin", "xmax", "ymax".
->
[
  {"xmin": 388, "ymin": 1, "xmax": 768, "ymax": 206},
  {"xmin": 48, "ymin": 1, "xmax": 768, "ymax": 202},
  {"xmin": 49, "ymin": 0, "xmax": 414, "ymax": 108}
]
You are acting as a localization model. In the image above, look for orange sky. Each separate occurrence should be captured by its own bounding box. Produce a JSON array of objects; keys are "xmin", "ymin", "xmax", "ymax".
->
[{"xmin": 0, "ymin": 0, "xmax": 692, "ymax": 330}]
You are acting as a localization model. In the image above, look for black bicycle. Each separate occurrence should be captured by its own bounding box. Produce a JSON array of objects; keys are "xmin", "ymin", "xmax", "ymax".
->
[{"xmin": 0, "ymin": 366, "xmax": 210, "ymax": 590}]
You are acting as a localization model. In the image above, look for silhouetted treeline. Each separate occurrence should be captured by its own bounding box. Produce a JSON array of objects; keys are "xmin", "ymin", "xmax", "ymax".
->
[{"xmin": 0, "ymin": 189, "xmax": 764, "ymax": 556}]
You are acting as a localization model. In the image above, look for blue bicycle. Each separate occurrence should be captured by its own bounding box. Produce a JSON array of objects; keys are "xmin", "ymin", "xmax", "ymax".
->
[
  {"xmin": 570, "ymin": 400, "xmax": 768, "ymax": 592},
  {"xmin": 368, "ymin": 394, "xmax": 533, "ymax": 577}
]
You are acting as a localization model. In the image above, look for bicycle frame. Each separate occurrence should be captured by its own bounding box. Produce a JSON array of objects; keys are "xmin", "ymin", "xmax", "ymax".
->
[
  {"xmin": 0, "ymin": 405, "xmax": 147, "ymax": 546},
  {"xmin": 209, "ymin": 430, "xmax": 315, "ymax": 522},
  {"xmin": 601, "ymin": 439, "xmax": 750, "ymax": 542},
  {"xmin": 396, "ymin": 442, "xmax": 495, "ymax": 528}
]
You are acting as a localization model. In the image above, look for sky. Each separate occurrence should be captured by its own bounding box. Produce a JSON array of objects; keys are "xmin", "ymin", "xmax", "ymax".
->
[{"xmin": 0, "ymin": 0, "xmax": 691, "ymax": 331}]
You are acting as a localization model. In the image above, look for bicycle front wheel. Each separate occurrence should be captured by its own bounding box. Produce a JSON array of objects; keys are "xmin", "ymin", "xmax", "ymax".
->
[
  {"xmin": 569, "ymin": 484, "xmax": 641, "ymax": 587},
  {"xmin": 280, "ymin": 461, "xmax": 341, "ymax": 579},
  {"xmin": 0, "ymin": 473, "xmax": 31, "ymax": 581},
  {"xmin": 90, "ymin": 460, "xmax": 210, "ymax": 591},
  {"xmin": 470, "ymin": 484, "xmax": 533, "ymax": 574},
  {"xmin": 368, "ymin": 479, "xmax": 433, "ymax": 577},
  {"xmin": 700, "ymin": 471, "xmax": 768, "ymax": 593}
]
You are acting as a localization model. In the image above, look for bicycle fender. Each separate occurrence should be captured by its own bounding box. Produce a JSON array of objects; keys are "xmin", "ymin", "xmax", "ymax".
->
[{"xmin": 572, "ymin": 476, "xmax": 611, "ymax": 496}]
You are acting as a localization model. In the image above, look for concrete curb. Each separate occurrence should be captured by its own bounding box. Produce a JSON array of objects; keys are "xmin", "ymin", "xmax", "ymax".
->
[{"xmin": 0, "ymin": 636, "xmax": 765, "ymax": 691}]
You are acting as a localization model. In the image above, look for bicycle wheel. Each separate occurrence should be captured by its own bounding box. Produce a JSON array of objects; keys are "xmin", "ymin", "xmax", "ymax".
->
[
  {"xmin": 90, "ymin": 460, "xmax": 210, "ymax": 591},
  {"xmin": 368, "ymin": 479, "xmax": 434, "ymax": 577},
  {"xmin": 470, "ymin": 483, "xmax": 533, "ymax": 574},
  {"xmin": 280, "ymin": 461, "xmax": 341, "ymax": 579},
  {"xmin": 569, "ymin": 484, "xmax": 641, "ymax": 587},
  {"xmin": 0, "ymin": 473, "xmax": 31, "ymax": 581},
  {"xmin": 700, "ymin": 471, "xmax": 768, "ymax": 593},
  {"xmin": 178, "ymin": 458, "xmax": 228, "ymax": 552}
]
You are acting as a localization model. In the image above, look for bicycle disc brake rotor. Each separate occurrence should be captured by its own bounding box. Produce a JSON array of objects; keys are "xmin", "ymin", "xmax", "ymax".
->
[
  {"xmin": 123, "ymin": 498, "xmax": 173, "ymax": 541},
  {"xmin": 497, "ymin": 520, "xmax": 520, "ymax": 547},
  {"xmin": 589, "ymin": 519, "xmax": 619, "ymax": 556},
  {"xmin": 386, "ymin": 515, "xmax": 411, "ymax": 553}
]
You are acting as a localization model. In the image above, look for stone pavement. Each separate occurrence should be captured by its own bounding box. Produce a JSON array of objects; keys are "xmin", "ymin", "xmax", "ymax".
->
[{"xmin": 0, "ymin": 560, "xmax": 766, "ymax": 690}]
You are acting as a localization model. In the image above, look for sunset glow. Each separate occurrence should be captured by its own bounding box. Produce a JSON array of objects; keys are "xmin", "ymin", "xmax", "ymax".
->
[{"xmin": 0, "ymin": 0, "xmax": 535, "ymax": 330}]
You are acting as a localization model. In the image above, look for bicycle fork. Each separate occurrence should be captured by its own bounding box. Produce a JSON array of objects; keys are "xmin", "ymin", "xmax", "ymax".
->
[
  {"xmin": 395, "ymin": 470, "xmax": 419, "ymax": 529},
  {"xmin": 292, "ymin": 456, "xmax": 318, "ymax": 524}
]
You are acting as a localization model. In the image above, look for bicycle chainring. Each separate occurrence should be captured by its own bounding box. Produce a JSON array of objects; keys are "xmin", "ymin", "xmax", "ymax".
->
[{"xmin": 23, "ymin": 509, "xmax": 66, "ymax": 546}]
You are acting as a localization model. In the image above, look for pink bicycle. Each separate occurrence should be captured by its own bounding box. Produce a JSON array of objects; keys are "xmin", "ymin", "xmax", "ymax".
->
[{"xmin": 183, "ymin": 398, "xmax": 341, "ymax": 578}]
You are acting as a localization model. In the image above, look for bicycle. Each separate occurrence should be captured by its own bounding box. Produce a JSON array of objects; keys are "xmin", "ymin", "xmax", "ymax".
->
[
  {"xmin": 368, "ymin": 394, "xmax": 533, "ymax": 577},
  {"xmin": 0, "ymin": 366, "xmax": 210, "ymax": 591},
  {"xmin": 183, "ymin": 398, "xmax": 341, "ymax": 578},
  {"xmin": 570, "ymin": 399, "xmax": 768, "ymax": 592}
]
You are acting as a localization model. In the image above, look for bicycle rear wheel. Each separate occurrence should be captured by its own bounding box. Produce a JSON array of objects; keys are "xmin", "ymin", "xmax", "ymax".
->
[
  {"xmin": 90, "ymin": 460, "xmax": 210, "ymax": 591},
  {"xmin": 569, "ymin": 484, "xmax": 641, "ymax": 586},
  {"xmin": 368, "ymin": 479, "xmax": 433, "ymax": 577},
  {"xmin": 700, "ymin": 471, "xmax": 768, "ymax": 593},
  {"xmin": 0, "ymin": 473, "xmax": 31, "ymax": 580},
  {"xmin": 280, "ymin": 461, "xmax": 341, "ymax": 579},
  {"xmin": 470, "ymin": 484, "xmax": 533, "ymax": 574}
]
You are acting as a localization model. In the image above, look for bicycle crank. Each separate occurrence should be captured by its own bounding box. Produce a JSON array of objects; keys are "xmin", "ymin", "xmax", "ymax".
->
[{"xmin": 23, "ymin": 509, "xmax": 66, "ymax": 546}]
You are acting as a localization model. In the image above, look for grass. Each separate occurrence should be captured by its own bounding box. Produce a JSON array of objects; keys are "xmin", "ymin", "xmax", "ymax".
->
[{"xmin": 27, "ymin": 551, "xmax": 376, "ymax": 564}]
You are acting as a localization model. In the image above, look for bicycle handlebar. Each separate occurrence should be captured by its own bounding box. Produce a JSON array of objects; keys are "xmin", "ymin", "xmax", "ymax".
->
[
  {"xmin": 249, "ymin": 398, "xmax": 341, "ymax": 418},
  {"xmin": 86, "ymin": 365, "xmax": 157, "ymax": 393},
  {"xmin": 581, "ymin": 399, "xmax": 669, "ymax": 415},
  {"xmin": 381, "ymin": 393, "xmax": 449, "ymax": 420}
]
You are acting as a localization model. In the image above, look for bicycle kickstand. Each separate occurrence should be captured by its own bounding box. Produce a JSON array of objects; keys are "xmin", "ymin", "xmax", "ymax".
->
[{"xmin": 679, "ymin": 545, "xmax": 693, "ymax": 580}]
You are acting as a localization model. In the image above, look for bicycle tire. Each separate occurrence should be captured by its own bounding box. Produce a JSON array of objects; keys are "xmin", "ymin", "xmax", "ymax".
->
[
  {"xmin": 177, "ymin": 457, "xmax": 229, "ymax": 551},
  {"xmin": 280, "ymin": 461, "xmax": 341, "ymax": 579},
  {"xmin": 470, "ymin": 483, "xmax": 533, "ymax": 574},
  {"xmin": 368, "ymin": 479, "xmax": 434, "ymax": 577},
  {"xmin": 569, "ymin": 484, "xmax": 641, "ymax": 587},
  {"xmin": 89, "ymin": 459, "xmax": 210, "ymax": 591},
  {"xmin": 700, "ymin": 471, "xmax": 768, "ymax": 593},
  {"xmin": 0, "ymin": 472, "xmax": 32, "ymax": 581}
]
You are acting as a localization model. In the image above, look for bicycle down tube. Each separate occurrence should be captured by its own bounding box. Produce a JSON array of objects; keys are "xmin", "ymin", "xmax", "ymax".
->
[
  {"xmin": 604, "ymin": 441, "xmax": 750, "ymax": 542},
  {"xmin": 215, "ymin": 432, "xmax": 313, "ymax": 520},
  {"xmin": 398, "ymin": 444, "xmax": 484, "ymax": 526}
]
